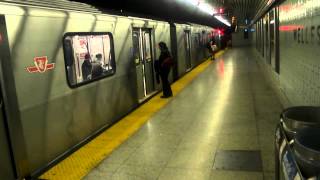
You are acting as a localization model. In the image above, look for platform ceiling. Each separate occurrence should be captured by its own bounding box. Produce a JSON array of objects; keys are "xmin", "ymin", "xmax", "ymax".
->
[{"xmin": 72, "ymin": 0, "xmax": 273, "ymax": 27}]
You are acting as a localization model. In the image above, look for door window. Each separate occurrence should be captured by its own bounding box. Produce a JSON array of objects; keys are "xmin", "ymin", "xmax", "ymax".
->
[
  {"xmin": 143, "ymin": 32, "xmax": 152, "ymax": 61},
  {"xmin": 132, "ymin": 31, "xmax": 140, "ymax": 65}
]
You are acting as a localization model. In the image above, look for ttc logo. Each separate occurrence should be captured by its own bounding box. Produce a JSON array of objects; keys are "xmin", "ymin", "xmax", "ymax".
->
[{"xmin": 26, "ymin": 56, "xmax": 55, "ymax": 73}]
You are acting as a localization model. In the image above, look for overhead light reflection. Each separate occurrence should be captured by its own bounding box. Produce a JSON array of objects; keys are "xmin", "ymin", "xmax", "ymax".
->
[
  {"xmin": 184, "ymin": 0, "xmax": 231, "ymax": 26},
  {"xmin": 214, "ymin": 15, "xmax": 231, "ymax": 27},
  {"xmin": 185, "ymin": 0, "xmax": 200, "ymax": 6},
  {"xmin": 203, "ymin": 60, "xmax": 234, "ymax": 137},
  {"xmin": 0, "ymin": 4, "xmax": 25, "ymax": 16},
  {"xmin": 198, "ymin": 3, "xmax": 215, "ymax": 15}
]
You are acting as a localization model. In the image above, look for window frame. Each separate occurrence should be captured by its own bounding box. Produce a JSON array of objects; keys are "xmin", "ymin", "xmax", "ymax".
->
[{"xmin": 62, "ymin": 32, "xmax": 116, "ymax": 88}]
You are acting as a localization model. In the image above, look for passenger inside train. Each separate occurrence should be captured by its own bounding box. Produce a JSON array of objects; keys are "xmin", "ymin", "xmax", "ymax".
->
[{"xmin": 81, "ymin": 54, "xmax": 92, "ymax": 81}]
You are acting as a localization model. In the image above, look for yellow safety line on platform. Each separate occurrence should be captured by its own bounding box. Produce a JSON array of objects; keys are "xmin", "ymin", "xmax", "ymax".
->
[{"xmin": 40, "ymin": 50, "xmax": 225, "ymax": 180}]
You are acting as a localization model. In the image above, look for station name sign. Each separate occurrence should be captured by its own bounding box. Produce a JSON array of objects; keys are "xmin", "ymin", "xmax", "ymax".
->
[{"xmin": 293, "ymin": 25, "xmax": 320, "ymax": 44}]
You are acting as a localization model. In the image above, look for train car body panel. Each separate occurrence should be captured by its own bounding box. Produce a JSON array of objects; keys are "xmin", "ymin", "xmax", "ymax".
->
[{"xmin": 1, "ymin": 4, "xmax": 139, "ymax": 173}]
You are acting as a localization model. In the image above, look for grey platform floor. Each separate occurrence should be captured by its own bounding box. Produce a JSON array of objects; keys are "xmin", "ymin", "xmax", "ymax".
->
[{"xmin": 84, "ymin": 48, "xmax": 283, "ymax": 180}]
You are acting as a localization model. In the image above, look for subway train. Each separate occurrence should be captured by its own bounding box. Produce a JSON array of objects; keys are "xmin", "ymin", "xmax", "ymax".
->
[{"xmin": 0, "ymin": 0, "xmax": 222, "ymax": 179}]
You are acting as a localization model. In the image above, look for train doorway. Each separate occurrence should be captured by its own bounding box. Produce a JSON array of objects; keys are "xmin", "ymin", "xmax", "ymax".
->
[
  {"xmin": 184, "ymin": 30, "xmax": 192, "ymax": 71},
  {"xmin": 132, "ymin": 28, "xmax": 155, "ymax": 101}
]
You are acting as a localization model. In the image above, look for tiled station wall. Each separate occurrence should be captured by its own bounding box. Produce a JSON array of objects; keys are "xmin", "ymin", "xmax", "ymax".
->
[{"xmin": 253, "ymin": 0, "xmax": 320, "ymax": 106}]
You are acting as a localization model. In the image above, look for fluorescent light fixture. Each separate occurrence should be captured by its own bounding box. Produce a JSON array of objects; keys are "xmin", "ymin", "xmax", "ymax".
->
[
  {"xmin": 214, "ymin": 15, "xmax": 231, "ymax": 27},
  {"xmin": 185, "ymin": 0, "xmax": 199, "ymax": 6},
  {"xmin": 185, "ymin": 0, "xmax": 231, "ymax": 27},
  {"xmin": 198, "ymin": 3, "xmax": 215, "ymax": 15}
]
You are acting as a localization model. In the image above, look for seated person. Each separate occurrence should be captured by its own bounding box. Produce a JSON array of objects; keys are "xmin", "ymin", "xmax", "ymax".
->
[
  {"xmin": 91, "ymin": 62, "xmax": 103, "ymax": 78},
  {"xmin": 91, "ymin": 53, "xmax": 104, "ymax": 79},
  {"xmin": 81, "ymin": 54, "xmax": 92, "ymax": 81}
]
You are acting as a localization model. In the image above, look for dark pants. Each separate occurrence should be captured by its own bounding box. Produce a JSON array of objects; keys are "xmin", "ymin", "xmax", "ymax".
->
[
  {"xmin": 208, "ymin": 49, "xmax": 215, "ymax": 60},
  {"xmin": 160, "ymin": 68, "xmax": 172, "ymax": 97}
]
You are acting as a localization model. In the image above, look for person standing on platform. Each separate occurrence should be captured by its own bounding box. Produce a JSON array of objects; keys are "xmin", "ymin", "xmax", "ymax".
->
[
  {"xmin": 157, "ymin": 42, "xmax": 173, "ymax": 98},
  {"xmin": 210, "ymin": 40, "xmax": 218, "ymax": 60}
]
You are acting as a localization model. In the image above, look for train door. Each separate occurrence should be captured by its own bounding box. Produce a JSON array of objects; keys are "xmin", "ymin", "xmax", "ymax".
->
[
  {"xmin": 132, "ymin": 28, "xmax": 155, "ymax": 100},
  {"xmin": 0, "ymin": 87, "xmax": 15, "ymax": 179},
  {"xmin": 184, "ymin": 30, "xmax": 192, "ymax": 71}
]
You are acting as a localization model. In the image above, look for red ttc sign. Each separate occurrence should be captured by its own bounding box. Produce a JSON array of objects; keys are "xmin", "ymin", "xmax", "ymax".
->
[{"xmin": 26, "ymin": 56, "xmax": 55, "ymax": 73}]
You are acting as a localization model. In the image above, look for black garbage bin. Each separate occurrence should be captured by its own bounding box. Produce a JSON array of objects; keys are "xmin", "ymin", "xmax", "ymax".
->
[
  {"xmin": 275, "ymin": 106, "xmax": 320, "ymax": 180},
  {"xmin": 294, "ymin": 127, "xmax": 320, "ymax": 178},
  {"xmin": 281, "ymin": 106, "xmax": 320, "ymax": 140}
]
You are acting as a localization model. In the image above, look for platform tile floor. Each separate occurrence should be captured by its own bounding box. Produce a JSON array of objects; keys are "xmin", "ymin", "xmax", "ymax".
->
[{"xmin": 84, "ymin": 48, "xmax": 282, "ymax": 180}]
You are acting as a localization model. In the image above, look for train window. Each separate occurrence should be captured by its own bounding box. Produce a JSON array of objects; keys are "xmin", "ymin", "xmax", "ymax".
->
[
  {"xmin": 194, "ymin": 33, "xmax": 201, "ymax": 46},
  {"xmin": 144, "ymin": 32, "xmax": 152, "ymax": 61},
  {"xmin": 132, "ymin": 31, "xmax": 140, "ymax": 65},
  {"xmin": 202, "ymin": 31, "xmax": 206, "ymax": 46},
  {"xmin": 63, "ymin": 32, "xmax": 116, "ymax": 88}
]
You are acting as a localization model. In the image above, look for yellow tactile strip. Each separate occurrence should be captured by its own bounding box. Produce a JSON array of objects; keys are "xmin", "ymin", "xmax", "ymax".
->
[{"xmin": 40, "ymin": 50, "xmax": 225, "ymax": 180}]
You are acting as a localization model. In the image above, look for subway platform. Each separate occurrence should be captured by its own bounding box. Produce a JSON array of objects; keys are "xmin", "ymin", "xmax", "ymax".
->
[{"xmin": 41, "ymin": 48, "xmax": 283, "ymax": 180}]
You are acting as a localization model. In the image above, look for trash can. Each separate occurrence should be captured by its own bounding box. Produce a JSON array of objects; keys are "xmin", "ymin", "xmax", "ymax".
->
[
  {"xmin": 275, "ymin": 106, "xmax": 320, "ymax": 180},
  {"xmin": 294, "ymin": 127, "xmax": 320, "ymax": 178},
  {"xmin": 281, "ymin": 106, "xmax": 320, "ymax": 140}
]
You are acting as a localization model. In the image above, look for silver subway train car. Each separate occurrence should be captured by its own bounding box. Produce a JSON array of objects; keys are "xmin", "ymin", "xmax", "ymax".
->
[{"xmin": 0, "ymin": 0, "xmax": 218, "ymax": 179}]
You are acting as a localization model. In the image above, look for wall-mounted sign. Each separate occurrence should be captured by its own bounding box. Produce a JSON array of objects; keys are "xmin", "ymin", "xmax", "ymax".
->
[{"xmin": 26, "ymin": 56, "xmax": 55, "ymax": 73}]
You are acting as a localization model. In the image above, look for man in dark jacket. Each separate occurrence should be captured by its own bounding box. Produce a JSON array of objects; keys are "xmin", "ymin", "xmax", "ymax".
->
[{"xmin": 82, "ymin": 54, "xmax": 92, "ymax": 81}]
